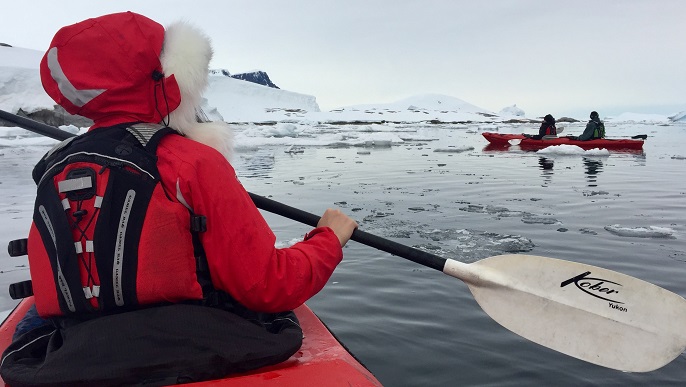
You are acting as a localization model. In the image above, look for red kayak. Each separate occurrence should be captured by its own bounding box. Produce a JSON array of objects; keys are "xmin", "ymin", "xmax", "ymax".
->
[
  {"xmin": 482, "ymin": 132, "xmax": 644, "ymax": 151},
  {"xmin": 0, "ymin": 298, "xmax": 382, "ymax": 387}
]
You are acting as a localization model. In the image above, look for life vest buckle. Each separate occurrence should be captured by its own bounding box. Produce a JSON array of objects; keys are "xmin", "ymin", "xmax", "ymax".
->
[
  {"xmin": 191, "ymin": 215, "xmax": 207, "ymax": 233},
  {"xmin": 83, "ymin": 285, "xmax": 101, "ymax": 299},
  {"xmin": 9, "ymin": 280, "xmax": 33, "ymax": 299},
  {"xmin": 62, "ymin": 167, "xmax": 97, "ymax": 201},
  {"xmin": 7, "ymin": 239, "xmax": 28, "ymax": 257}
]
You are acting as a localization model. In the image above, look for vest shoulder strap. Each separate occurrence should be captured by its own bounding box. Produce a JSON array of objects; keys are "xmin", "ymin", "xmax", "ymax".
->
[{"xmin": 126, "ymin": 124, "xmax": 176, "ymax": 153}]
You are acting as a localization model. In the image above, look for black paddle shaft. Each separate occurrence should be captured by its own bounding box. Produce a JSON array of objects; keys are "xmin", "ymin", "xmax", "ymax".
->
[
  {"xmin": 249, "ymin": 193, "xmax": 447, "ymax": 271},
  {"xmin": 0, "ymin": 110, "xmax": 74, "ymax": 141},
  {"xmin": 1, "ymin": 109, "xmax": 447, "ymax": 272}
]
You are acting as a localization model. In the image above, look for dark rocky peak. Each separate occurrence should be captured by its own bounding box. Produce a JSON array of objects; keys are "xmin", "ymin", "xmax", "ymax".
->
[
  {"xmin": 230, "ymin": 71, "xmax": 280, "ymax": 89},
  {"xmin": 209, "ymin": 68, "xmax": 279, "ymax": 89}
]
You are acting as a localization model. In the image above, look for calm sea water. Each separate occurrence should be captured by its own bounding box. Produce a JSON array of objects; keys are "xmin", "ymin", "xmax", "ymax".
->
[{"xmin": 1, "ymin": 122, "xmax": 685, "ymax": 386}]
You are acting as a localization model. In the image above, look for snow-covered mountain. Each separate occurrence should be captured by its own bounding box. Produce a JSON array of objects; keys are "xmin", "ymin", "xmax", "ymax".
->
[
  {"xmin": 1, "ymin": 45, "xmax": 684, "ymax": 126},
  {"xmin": 320, "ymin": 94, "xmax": 503, "ymax": 124},
  {"xmin": 607, "ymin": 112, "xmax": 672, "ymax": 124},
  {"xmin": 210, "ymin": 69, "xmax": 280, "ymax": 89},
  {"xmin": 499, "ymin": 104, "xmax": 526, "ymax": 117},
  {"xmin": 343, "ymin": 94, "xmax": 493, "ymax": 114},
  {"xmin": 0, "ymin": 46, "xmax": 54, "ymax": 114},
  {"xmin": 668, "ymin": 111, "xmax": 686, "ymax": 123},
  {"xmin": 231, "ymin": 71, "xmax": 280, "ymax": 89},
  {"xmin": 206, "ymin": 74, "xmax": 320, "ymax": 123}
]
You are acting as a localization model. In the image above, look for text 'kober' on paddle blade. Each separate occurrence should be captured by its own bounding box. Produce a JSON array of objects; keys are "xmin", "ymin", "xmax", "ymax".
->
[{"xmin": 443, "ymin": 254, "xmax": 686, "ymax": 372}]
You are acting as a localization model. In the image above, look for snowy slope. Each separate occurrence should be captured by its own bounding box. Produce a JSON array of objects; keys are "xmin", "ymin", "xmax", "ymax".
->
[
  {"xmin": 206, "ymin": 74, "xmax": 320, "ymax": 122},
  {"xmin": 318, "ymin": 93, "xmax": 500, "ymax": 123},
  {"xmin": 0, "ymin": 46, "xmax": 55, "ymax": 113}
]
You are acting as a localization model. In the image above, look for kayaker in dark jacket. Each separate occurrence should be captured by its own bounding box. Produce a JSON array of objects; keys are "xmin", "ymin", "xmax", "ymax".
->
[
  {"xmin": 525, "ymin": 114, "xmax": 557, "ymax": 140},
  {"xmin": 575, "ymin": 111, "xmax": 605, "ymax": 141}
]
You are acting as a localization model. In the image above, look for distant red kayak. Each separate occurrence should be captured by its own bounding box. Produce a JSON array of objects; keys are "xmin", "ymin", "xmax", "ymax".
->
[
  {"xmin": 482, "ymin": 132, "xmax": 644, "ymax": 151},
  {"xmin": 0, "ymin": 298, "xmax": 382, "ymax": 387}
]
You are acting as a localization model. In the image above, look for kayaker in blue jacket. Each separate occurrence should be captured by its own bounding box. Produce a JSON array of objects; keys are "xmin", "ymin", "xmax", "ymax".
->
[{"xmin": 575, "ymin": 111, "xmax": 606, "ymax": 141}]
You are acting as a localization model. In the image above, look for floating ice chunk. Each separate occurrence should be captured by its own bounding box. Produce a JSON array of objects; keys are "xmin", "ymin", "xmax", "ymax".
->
[
  {"xmin": 537, "ymin": 145, "xmax": 611, "ymax": 156},
  {"xmin": 350, "ymin": 132, "xmax": 403, "ymax": 147},
  {"xmin": 0, "ymin": 137, "xmax": 59, "ymax": 147},
  {"xmin": 604, "ymin": 224, "xmax": 676, "ymax": 239},
  {"xmin": 58, "ymin": 124, "xmax": 83, "ymax": 135},
  {"xmin": 284, "ymin": 145, "xmax": 304, "ymax": 154},
  {"xmin": 521, "ymin": 215, "xmax": 559, "ymax": 225},
  {"xmin": 265, "ymin": 123, "xmax": 301, "ymax": 138}
]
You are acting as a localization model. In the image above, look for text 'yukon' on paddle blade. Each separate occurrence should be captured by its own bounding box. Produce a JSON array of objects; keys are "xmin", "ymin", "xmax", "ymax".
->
[{"xmin": 443, "ymin": 254, "xmax": 686, "ymax": 373}]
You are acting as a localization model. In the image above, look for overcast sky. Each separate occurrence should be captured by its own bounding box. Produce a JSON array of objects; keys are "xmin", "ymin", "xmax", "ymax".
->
[{"xmin": 1, "ymin": 0, "xmax": 684, "ymax": 119}]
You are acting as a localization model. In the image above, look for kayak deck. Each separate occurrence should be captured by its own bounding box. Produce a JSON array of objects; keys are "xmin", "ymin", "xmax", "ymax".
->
[
  {"xmin": 481, "ymin": 132, "xmax": 644, "ymax": 151},
  {"xmin": 0, "ymin": 298, "xmax": 382, "ymax": 387}
]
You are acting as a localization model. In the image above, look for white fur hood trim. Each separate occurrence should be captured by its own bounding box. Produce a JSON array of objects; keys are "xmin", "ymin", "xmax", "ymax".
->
[
  {"xmin": 160, "ymin": 20, "xmax": 234, "ymax": 160},
  {"xmin": 183, "ymin": 121, "xmax": 234, "ymax": 161},
  {"xmin": 160, "ymin": 20, "xmax": 211, "ymax": 134}
]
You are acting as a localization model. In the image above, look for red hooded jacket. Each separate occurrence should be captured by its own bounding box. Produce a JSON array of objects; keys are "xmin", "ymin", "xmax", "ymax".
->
[
  {"xmin": 34, "ymin": 12, "xmax": 343, "ymax": 314},
  {"xmin": 156, "ymin": 135, "xmax": 343, "ymax": 312}
]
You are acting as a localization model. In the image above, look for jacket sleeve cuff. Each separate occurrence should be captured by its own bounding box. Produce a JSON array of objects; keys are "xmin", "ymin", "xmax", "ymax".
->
[{"xmin": 304, "ymin": 226, "xmax": 335, "ymax": 241}]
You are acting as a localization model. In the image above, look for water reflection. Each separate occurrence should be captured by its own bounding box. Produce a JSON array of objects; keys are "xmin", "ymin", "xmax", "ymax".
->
[
  {"xmin": 482, "ymin": 143, "xmax": 511, "ymax": 152},
  {"xmin": 537, "ymin": 156, "xmax": 554, "ymax": 186},
  {"xmin": 582, "ymin": 157, "xmax": 603, "ymax": 187},
  {"xmin": 631, "ymin": 152, "xmax": 647, "ymax": 167}
]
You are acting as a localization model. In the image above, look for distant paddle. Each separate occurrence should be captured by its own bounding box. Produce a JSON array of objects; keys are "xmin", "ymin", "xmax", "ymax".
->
[
  {"xmin": 3, "ymin": 109, "xmax": 686, "ymax": 373},
  {"xmin": 510, "ymin": 127, "xmax": 565, "ymax": 145},
  {"xmin": 601, "ymin": 134, "xmax": 647, "ymax": 140}
]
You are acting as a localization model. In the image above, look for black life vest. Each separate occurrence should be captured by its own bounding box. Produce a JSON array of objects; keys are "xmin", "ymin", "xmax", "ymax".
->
[
  {"xmin": 2, "ymin": 124, "xmax": 305, "ymax": 385},
  {"xmin": 9, "ymin": 124, "xmax": 205, "ymax": 317},
  {"xmin": 545, "ymin": 124, "xmax": 557, "ymax": 136}
]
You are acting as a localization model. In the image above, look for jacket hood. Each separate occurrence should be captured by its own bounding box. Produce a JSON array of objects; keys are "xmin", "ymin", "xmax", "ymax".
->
[
  {"xmin": 40, "ymin": 12, "xmax": 182, "ymax": 128},
  {"xmin": 40, "ymin": 11, "xmax": 233, "ymax": 160}
]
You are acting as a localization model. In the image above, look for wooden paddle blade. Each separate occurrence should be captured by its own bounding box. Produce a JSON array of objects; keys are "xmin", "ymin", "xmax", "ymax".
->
[
  {"xmin": 631, "ymin": 134, "xmax": 648, "ymax": 140},
  {"xmin": 443, "ymin": 254, "xmax": 686, "ymax": 372}
]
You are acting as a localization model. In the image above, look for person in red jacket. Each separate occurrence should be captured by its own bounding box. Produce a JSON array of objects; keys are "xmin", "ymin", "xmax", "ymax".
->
[
  {"xmin": 2, "ymin": 11, "xmax": 358, "ymax": 385},
  {"xmin": 37, "ymin": 11, "xmax": 358, "ymax": 314}
]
